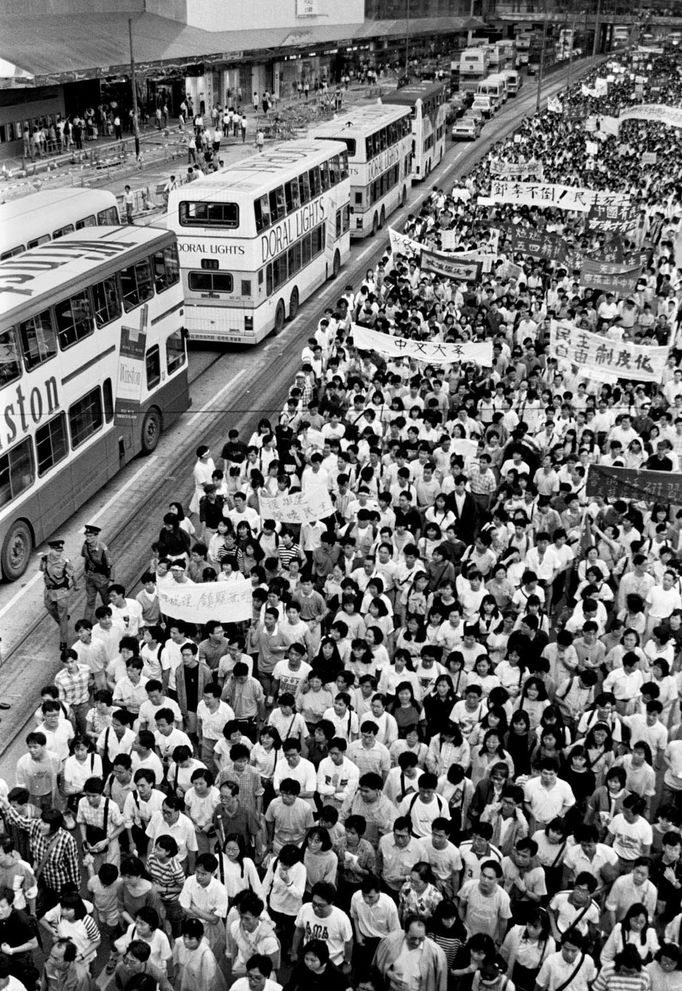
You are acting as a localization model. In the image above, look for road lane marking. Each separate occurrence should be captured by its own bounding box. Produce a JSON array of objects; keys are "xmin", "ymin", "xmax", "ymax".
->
[{"xmin": 187, "ymin": 369, "xmax": 246, "ymax": 427}]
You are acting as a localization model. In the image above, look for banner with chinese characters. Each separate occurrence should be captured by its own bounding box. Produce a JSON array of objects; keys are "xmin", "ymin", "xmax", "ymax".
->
[
  {"xmin": 259, "ymin": 488, "xmax": 334, "ymax": 524},
  {"xmin": 420, "ymin": 247, "xmax": 481, "ymax": 281},
  {"xmin": 484, "ymin": 180, "xmax": 630, "ymax": 214},
  {"xmin": 642, "ymin": 151, "xmax": 658, "ymax": 165},
  {"xmin": 351, "ymin": 324, "xmax": 493, "ymax": 366},
  {"xmin": 549, "ymin": 321, "xmax": 668, "ymax": 383},
  {"xmin": 586, "ymin": 465, "xmax": 682, "ymax": 503},
  {"xmin": 388, "ymin": 227, "xmax": 421, "ymax": 256},
  {"xmin": 580, "ymin": 258, "xmax": 642, "ymax": 293},
  {"xmin": 586, "ymin": 200, "xmax": 639, "ymax": 234},
  {"xmin": 620, "ymin": 104, "xmax": 682, "ymax": 129},
  {"xmin": 489, "ymin": 159, "xmax": 544, "ymax": 180},
  {"xmin": 509, "ymin": 227, "xmax": 574, "ymax": 264},
  {"xmin": 159, "ymin": 580, "xmax": 253, "ymax": 624}
]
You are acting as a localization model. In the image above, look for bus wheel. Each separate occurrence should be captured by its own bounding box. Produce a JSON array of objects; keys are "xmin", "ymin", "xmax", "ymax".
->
[
  {"xmin": 331, "ymin": 250, "xmax": 341, "ymax": 279},
  {"xmin": 371, "ymin": 213, "xmax": 378, "ymax": 237},
  {"xmin": 1, "ymin": 519, "xmax": 32, "ymax": 581},
  {"xmin": 274, "ymin": 299, "xmax": 286, "ymax": 333},
  {"xmin": 289, "ymin": 288, "xmax": 299, "ymax": 320},
  {"xmin": 141, "ymin": 407, "xmax": 162, "ymax": 454},
  {"xmin": 379, "ymin": 206, "xmax": 386, "ymax": 228}
]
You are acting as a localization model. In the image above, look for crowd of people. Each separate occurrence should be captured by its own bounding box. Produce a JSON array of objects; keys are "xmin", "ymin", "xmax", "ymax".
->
[{"xmin": 3, "ymin": 37, "xmax": 682, "ymax": 991}]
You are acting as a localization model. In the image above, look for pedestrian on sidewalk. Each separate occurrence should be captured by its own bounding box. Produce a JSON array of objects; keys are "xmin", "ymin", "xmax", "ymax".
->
[
  {"xmin": 114, "ymin": 114, "xmax": 122, "ymax": 140},
  {"xmin": 241, "ymin": 114, "xmax": 247, "ymax": 143},
  {"xmin": 187, "ymin": 133, "xmax": 197, "ymax": 164},
  {"xmin": 124, "ymin": 186, "xmax": 135, "ymax": 225},
  {"xmin": 253, "ymin": 92, "xmax": 259, "ymax": 113},
  {"xmin": 256, "ymin": 129, "xmax": 264, "ymax": 154}
]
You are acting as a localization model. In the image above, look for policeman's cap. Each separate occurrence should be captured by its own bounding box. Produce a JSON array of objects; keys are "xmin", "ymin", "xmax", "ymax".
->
[
  {"xmin": 84, "ymin": 524, "xmax": 101, "ymax": 535},
  {"xmin": 48, "ymin": 539, "xmax": 65, "ymax": 549}
]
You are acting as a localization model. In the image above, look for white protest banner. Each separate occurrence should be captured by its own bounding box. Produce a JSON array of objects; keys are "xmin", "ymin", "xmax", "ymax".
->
[
  {"xmin": 489, "ymin": 159, "xmax": 543, "ymax": 180},
  {"xmin": 620, "ymin": 104, "xmax": 682, "ymax": 129},
  {"xmin": 159, "ymin": 581, "xmax": 253, "ymax": 624},
  {"xmin": 547, "ymin": 97, "xmax": 563, "ymax": 113},
  {"xmin": 642, "ymin": 151, "xmax": 657, "ymax": 165},
  {"xmin": 259, "ymin": 489, "xmax": 333, "ymax": 524},
  {"xmin": 549, "ymin": 320, "xmax": 668, "ymax": 383},
  {"xmin": 585, "ymin": 115, "xmax": 598, "ymax": 133},
  {"xmin": 484, "ymin": 180, "xmax": 629, "ymax": 214},
  {"xmin": 638, "ymin": 45, "xmax": 664, "ymax": 54},
  {"xmin": 497, "ymin": 259, "xmax": 524, "ymax": 281},
  {"xmin": 586, "ymin": 140, "xmax": 599, "ymax": 157},
  {"xmin": 595, "ymin": 78, "xmax": 608, "ymax": 96},
  {"xmin": 451, "ymin": 438, "xmax": 479, "ymax": 460},
  {"xmin": 440, "ymin": 229, "xmax": 457, "ymax": 250},
  {"xmin": 351, "ymin": 324, "xmax": 493, "ymax": 366},
  {"xmin": 599, "ymin": 115, "xmax": 620, "ymax": 137},
  {"xmin": 450, "ymin": 187, "xmax": 471, "ymax": 202},
  {"xmin": 388, "ymin": 226, "xmax": 420, "ymax": 256}
]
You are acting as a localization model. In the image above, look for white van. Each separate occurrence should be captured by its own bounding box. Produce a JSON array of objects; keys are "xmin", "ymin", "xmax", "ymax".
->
[
  {"xmin": 502, "ymin": 69, "xmax": 521, "ymax": 96},
  {"xmin": 472, "ymin": 94, "xmax": 493, "ymax": 117},
  {"xmin": 476, "ymin": 75, "xmax": 505, "ymax": 111}
]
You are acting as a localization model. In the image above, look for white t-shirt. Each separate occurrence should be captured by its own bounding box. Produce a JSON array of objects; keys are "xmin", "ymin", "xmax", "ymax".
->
[
  {"xmin": 294, "ymin": 904, "xmax": 352, "ymax": 965},
  {"xmin": 398, "ymin": 793, "xmax": 451, "ymax": 838},
  {"xmin": 607, "ymin": 813, "xmax": 653, "ymax": 861}
]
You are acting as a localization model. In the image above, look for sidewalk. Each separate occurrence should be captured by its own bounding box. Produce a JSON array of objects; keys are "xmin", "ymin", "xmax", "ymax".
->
[{"xmin": 0, "ymin": 81, "xmax": 391, "ymax": 205}]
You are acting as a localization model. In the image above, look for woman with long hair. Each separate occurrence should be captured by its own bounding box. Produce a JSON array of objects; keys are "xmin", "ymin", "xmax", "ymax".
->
[
  {"xmin": 426, "ymin": 721, "xmax": 470, "ymax": 777},
  {"xmin": 389, "ymin": 681, "xmax": 425, "ymax": 738},
  {"xmin": 302, "ymin": 827, "xmax": 338, "ymax": 893},
  {"xmin": 249, "ymin": 726, "xmax": 282, "ymax": 809},
  {"xmin": 219, "ymin": 833, "xmax": 263, "ymax": 905},
  {"xmin": 500, "ymin": 907, "xmax": 555, "ymax": 991},
  {"xmin": 423, "ymin": 675, "xmax": 458, "ymax": 738},
  {"xmin": 601, "ymin": 903, "xmax": 660, "ymax": 966},
  {"xmin": 514, "ymin": 677, "xmax": 549, "ymax": 732},
  {"xmin": 505, "ymin": 710, "xmax": 532, "ymax": 777},
  {"xmin": 427, "ymin": 900, "xmax": 467, "ymax": 968}
]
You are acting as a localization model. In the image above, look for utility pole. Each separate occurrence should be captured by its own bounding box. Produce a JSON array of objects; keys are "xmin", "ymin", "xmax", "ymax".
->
[
  {"xmin": 536, "ymin": 0, "xmax": 548, "ymax": 113},
  {"xmin": 593, "ymin": 0, "xmax": 602, "ymax": 56},
  {"xmin": 129, "ymin": 17, "xmax": 141, "ymax": 159},
  {"xmin": 404, "ymin": 0, "xmax": 410, "ymax": 80}
]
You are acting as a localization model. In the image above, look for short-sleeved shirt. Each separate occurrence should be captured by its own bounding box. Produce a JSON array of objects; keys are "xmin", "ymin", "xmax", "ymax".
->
[
  {"xmin": 607, "ymin": 814, "xmax": 653, "ymax": 861},
  {"xmin": 536, "ymin": 950, "xmax": 597, "ymax": 991},
  {"xmin": 294, "ymin": 904, "xmax": 352, "ymax": 965},
  {"xmin": 548, "ymin": 892, "xmax": 600, "ymax": 935},
  {"xmin": 264, "ymin": 797, "xmax": 315, "ymax": 852},
  {"xmin": 458, "ymin": 879, "xmax": 512, "ymax": 937}
]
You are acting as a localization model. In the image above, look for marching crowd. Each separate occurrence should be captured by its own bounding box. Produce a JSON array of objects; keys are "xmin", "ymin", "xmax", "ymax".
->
[{"xmin": 3, "ymin": 38, "xmax": 682, "ymax": 991}]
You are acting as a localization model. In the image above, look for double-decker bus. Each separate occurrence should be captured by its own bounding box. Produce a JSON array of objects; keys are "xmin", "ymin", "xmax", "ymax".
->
[
  {"xmin": 310, "ymin": 104, "xmax": 413, "ymax": 239},
  {"xmin": 383, "ymin": 81, "xmax": 448, "ymax": 181},
  {"xmin": 0, "ymin": 188, "xmax": 120, "ymax": 260},
  {"xmin": 167, "ymin": 139, "xmax": 351, "ymax": 345},
  {"xmin": 0, "ymin": 225, "xmax": 189, "ymax": 579}
]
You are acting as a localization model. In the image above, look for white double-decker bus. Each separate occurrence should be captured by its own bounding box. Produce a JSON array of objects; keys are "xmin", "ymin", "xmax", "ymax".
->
[
  {"xmin": 383, "ymin": 81, "xmax": 448, "ymax": 181},
  {"xmin": 310, "ymin": 104, "xmax": 412, "ymax": 239},
  {"xmin": 0, "ymin": 225, "xmax": 189, "ymax": 579},
  {"xmin": 0, "ymin": 188, "xmax": 120, "ymax": 260},
  {"xmin": 167, "ymin": 139, "xmax": 351, "ymax": 345}
]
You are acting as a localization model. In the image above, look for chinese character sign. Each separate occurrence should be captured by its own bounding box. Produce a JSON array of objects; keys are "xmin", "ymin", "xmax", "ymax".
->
[
  {"xmin": 586, "ymin": 465, "xmax": 682, "ymax": 504},
  {"xmin": 389, "ymin": 227, "xmax": 421, "ymax": 257},
  {"xmin": 485, "ymin": 181, "xmax": 628, "ymax": 214},
  {"xmin": 420, "ymin": 247, "xmax": 481, "ymax": 282},
  {"xmin": 159, "ymin": 581, "xmax": 253, "ymax": 624},
  {"xmin": 580, "ymin": 259, "xmax": 642, "ymax": 294},
  {"xmin": 351, "ymin": 324, "xmax": 493, "ymax": 367},
  {"xmin": 549, "ymin": 320, "xmax": 668, "ymax": 383},
  {"xmin": 259, "ymin": 489, "xmax": 334, "ymax": 525},
  {"xmin": 620, "ymin": 104, "xmax": 682, "ymax": 129}
]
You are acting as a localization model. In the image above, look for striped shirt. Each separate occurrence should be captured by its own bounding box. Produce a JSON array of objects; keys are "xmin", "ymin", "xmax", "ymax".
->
[{"xmin": 55, "ymin": 664, "xmax": 91, "ymax": 706}]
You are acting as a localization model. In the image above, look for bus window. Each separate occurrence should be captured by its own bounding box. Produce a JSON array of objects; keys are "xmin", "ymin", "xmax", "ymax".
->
[
  {"xmin": 55, "ymin": 290, "xmax": 94, "ymax": 350},
  {"xmin": 152, "ymin": 245, "xmax": 180, "ymax": 293},
  {"xmin": 27, "ymin": 234, "xmax": 50, "ymax": 249},
  {"xmin": 35, "ymin": 412, "xmax": 68, "ymax": 477},
  {"xmin": 287, "ymin": 243, "xmax": 302, "ymax": 276},
  {"xmin": 68, "ymin": 386, "xmax": 103, "ymax": 449},
  {"xmin": 18, "ymin": 310, "xmax": 58, "ymax": 371},
  {"xmin": 188, "ymin": 271, "xmax": 233, "ymax": 294},
  {"xmin": 120, "ymin": 259, "xmax": 154, "ymax": 312},
  {"xmin": 284, "ymin": 179, "xmax": 300, "ymax": 214},
  {"xmin": 53, "ymin": 224, "xmax": 75, "ymax": 239},
  {"xmin": 97, "ymin": 206, "xmax": 119, "ymax": 225},
  {"xmin": 0, "ymin": 328, "xmax": 20, "ymax": 386},
  {"xmin": 179, "ymin": 201, "xmax": 239, "ymax": 228},
  {"xmin": 75, "ymin": 215, "xmax": 97, "ymax": 230},
  {"xmin": 255, "ymin": 194, "xmax": 271, "ymax": 232},
  {"xmin": 268, "ymin": 187, "xmax": 284, "ymax": 222},
  {"xmin": 166, "ymin": 330, "xmax": 186, "ymax": 375},
  {"xmin": 319, "ymin": 161, "xmax": 330, "ymax": 191},
  {"xmin": 329, "ymin": 155, "xmax": 339, "ymax": 185},
  {"xmin": 146, "ymin": 345, "xmax": 161, "ymax": 389},
  {"xmin": 1, "ymin": 245, "xmax": 24, "ymax": 261},
  {"xmin": 339, "ymin": 151, "xmax": 349, "ymax": 179},
  {"xmin": 103, "ymin": 378, "xmax": 114, "ymax": 422},
  {"xmin": 309, "ymin": 167, "xmax": 321, "ymax": 198},
  {"xmin": 241, "ymin": 280, "xmax": 251, "ymax": 296},
  {"xmin": 299, "ymin": 171, "xmax": 310, "ymax": 205},
  {"xmin": 272, "ymin": 255, "xmax": 287, "ymax": 291},
  {"xmin": 92, "ymin": 276, "xmax": 122, "ymax": 328},
  {"xmin": 0, "ymin": 438, "xmax": 34, "ymax": 508}
]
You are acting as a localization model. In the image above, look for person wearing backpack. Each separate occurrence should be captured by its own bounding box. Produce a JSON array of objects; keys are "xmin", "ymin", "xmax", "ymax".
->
[{"xmin": 398, "ymin": 772, "xmax": 450, "ymax": 839}]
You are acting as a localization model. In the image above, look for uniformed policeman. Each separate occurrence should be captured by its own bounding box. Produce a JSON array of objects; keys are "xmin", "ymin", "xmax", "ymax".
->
[
  {"xmin": 40, "ymin": 539, "xmax": 77, "ymax": 651},
  {"xmin": 81, "ymin": 523, "xmax": 114, "ymax": 621}
]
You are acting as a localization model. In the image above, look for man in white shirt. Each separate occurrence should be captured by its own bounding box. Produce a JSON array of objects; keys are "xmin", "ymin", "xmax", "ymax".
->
[
  {"xmin": 107, "ymin": 585, "xmax": 144, "ymax": 637},
  {"xmin": 523, "ymin": 760, "xmax": 575, "ymax": 831},
  {"xmin": 273, "ymin": 739, "xmax": 316, "ymax": 806},
  {"xmin": 536, "ymin": 931, "xmax": 597, "ymax": 991},
  {"xmin": 292, "ymin": 882, "xmax": 353, "ymax": 968},
  {"xmin": 317, "ymin": 738, "xmax": 360, "ymax": 810},
  {"xmin": 398, "ymin": 773, "xmax": 450, "ymax": 839}
]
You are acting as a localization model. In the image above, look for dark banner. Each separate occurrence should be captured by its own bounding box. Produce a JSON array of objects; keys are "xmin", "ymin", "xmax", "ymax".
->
[
  {"xmin": 420, "ymin": 248, "xmax": 481, "ymax": 282},
  {"xmin": 580, "ymin": 259, "xmax": 642, "ymax": 294},
  {"xmin": 587, "ymin": 202, "xmax": 639, "ymax": 234},
  {"xmin": 509, "ymin": 228, "xmax": 574, "ymax": 264},
  {"xmin": 586, "ymin": 465, "xmax": 682, "ymax": 503}
]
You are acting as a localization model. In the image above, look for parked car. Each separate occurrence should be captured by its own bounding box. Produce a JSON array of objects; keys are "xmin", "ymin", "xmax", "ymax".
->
[{"xmin": 451, "ymin": 117, "xmax": 481, "ymax": 140}]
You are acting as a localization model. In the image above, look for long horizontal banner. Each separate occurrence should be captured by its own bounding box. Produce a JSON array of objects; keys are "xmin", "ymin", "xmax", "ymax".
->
[
  {"xmin": 159, "ymin": 580, "xmax": 253, "ymax": 624},
  {"xmin": 490, "ymin": 159, "xmax": 543, "ymax": 180},
  {"xmin": 259, "ymin": 488, "xmax": 333, "ymax": 524},
  {"xmin": 484, "ymin": 180, "xmax": 630, "ymax": 214},
  {"xmin": 549, "ymin": 320, "xmax": 668, "ymax": 383},
  {"xmin": 580, "ymin": 258, "xmax": 642, "ymax": 293},
  {"xmin": 586, "ymin": 465, "xmax": 682, "ymax": 503},
  {"xmin": 619, "ymin": 104, "xmax": 682, "ymax": 129},
  {"xmin": 420, "ymin": 247, "xmax": 481, "ymax": 281},
  {"xmin": 351, "ymin": 323, "xmax": 493, "ymax": 366}
]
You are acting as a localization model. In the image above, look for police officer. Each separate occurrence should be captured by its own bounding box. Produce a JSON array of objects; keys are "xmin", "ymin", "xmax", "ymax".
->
[
  {"xmin": 40, "ymin": 538, "xmax": 77, "ymax": 651},
  {"xmin": 81, "ymin": 523, "xmax": 114, "ymax": 621}
]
